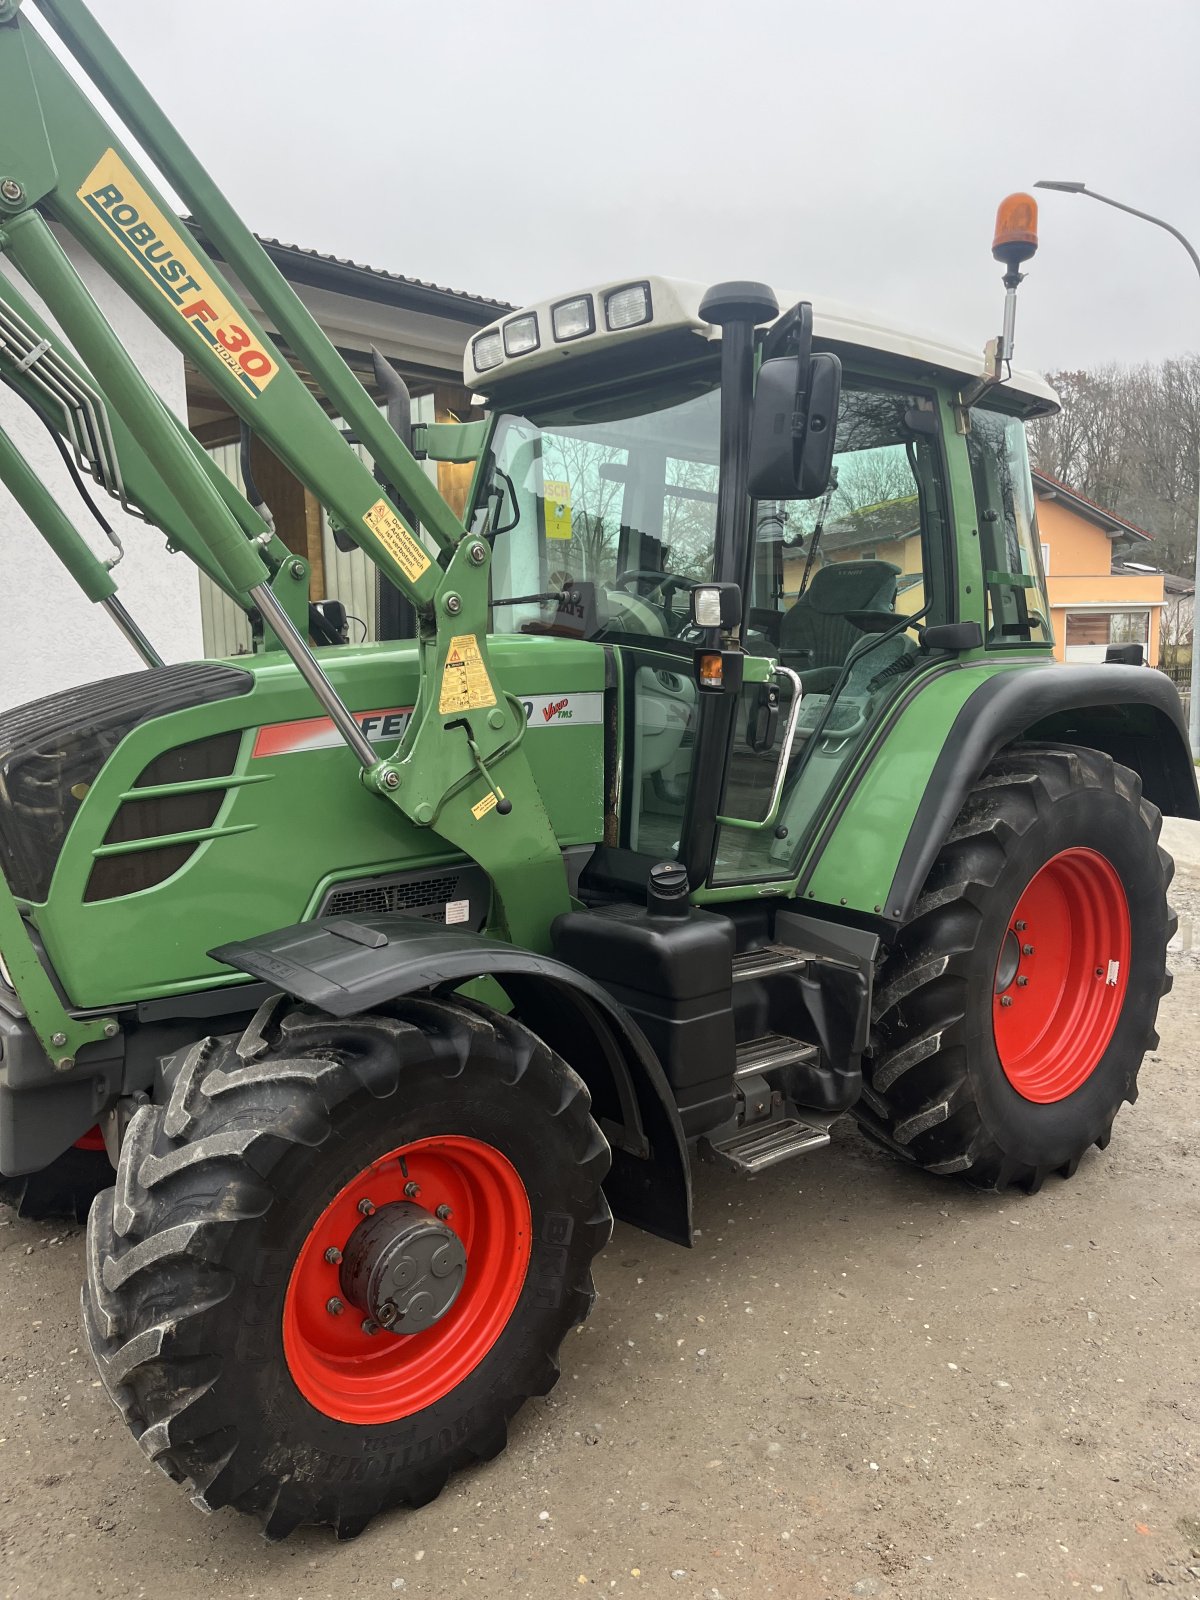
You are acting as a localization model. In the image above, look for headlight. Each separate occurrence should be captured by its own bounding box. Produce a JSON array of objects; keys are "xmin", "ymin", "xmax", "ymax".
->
[
  {"xmin": 472, "ymin": 330, "xmax": 503, "ymax": 372},
  {"xmin": 552, "ymin": 295, "xmax": 594, "ymax": 342},
  {"xmin": 692, "ymin": 586, "xmax": 724, "ymax": 629},
  {"xmin": 689, "ymin": 582, "xmax": 742, "ymax": 630},
  {"xmin": 502, "ymin": 313, "xmax": 539, "ymax": 356},
  {"xmin": 605, "ymin": 282, "xmax": 652, "ymax": 330}
]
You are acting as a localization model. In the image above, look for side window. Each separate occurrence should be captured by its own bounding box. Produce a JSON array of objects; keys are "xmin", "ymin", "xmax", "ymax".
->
[
  {"xmin": 746, "ymin": 384, "xmax": 943, "ymax": 688},
  {"xmin": 966, "ymin": 409, "xmax": 1053, "ymax": 647}
]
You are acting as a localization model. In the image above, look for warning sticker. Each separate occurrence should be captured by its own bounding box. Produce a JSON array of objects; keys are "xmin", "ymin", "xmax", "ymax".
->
[
  {"xmin": 544, "ymin": 479, "xmax": 572, "ymax": 541},
  {"xmin": 363, "ymin": 499, "xmax": 431, "ymax": 583},
  {"xmin": 471, "ymin": 790, "xmax": 499, "ymax": 820},
  {"xmin": 439, "ymin": 634, "xmax": 497, "ymax": 715}
]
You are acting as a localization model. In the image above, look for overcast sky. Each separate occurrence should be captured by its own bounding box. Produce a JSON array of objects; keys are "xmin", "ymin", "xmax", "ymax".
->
[{"xmin": 37, "ymin": 0, "xmax": 1200, "ymax": 375}]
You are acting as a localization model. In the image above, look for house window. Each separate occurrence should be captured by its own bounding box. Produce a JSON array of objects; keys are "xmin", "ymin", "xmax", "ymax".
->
[
  {"xmin": 1110, "ymin": 611, "xmax": 1150, "ymax": 645},
  {"xmin": 1040, "ymin": 541, "xmax": 1051, "ymax": 574},
  {"xmin": 1064, "ymin": 610, "xmax": 1149, "ymax": 647}
]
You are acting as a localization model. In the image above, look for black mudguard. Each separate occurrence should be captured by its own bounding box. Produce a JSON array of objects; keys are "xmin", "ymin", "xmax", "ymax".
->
[
  {"xmin": 885, "ymin": 663, "xmax": 1200, "ymax": 923},
  {"xmin": 212, "ymin": 916, "xmax": 693, "ymax": 1245}
]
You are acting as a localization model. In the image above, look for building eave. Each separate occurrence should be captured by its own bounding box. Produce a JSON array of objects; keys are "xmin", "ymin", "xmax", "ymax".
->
[
  {"xmin": 183, "ymin": 221, "xmax": 512, "ymax": 327},
  {"xmin": 1032, "ymin": 469, "xmax": 1153, "ymax": 544}
]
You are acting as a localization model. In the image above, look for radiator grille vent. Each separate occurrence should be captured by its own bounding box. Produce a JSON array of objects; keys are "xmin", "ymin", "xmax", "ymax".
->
[{"xmin": 323, "ymin": 874, "xmax": 460, "ymax": 919}]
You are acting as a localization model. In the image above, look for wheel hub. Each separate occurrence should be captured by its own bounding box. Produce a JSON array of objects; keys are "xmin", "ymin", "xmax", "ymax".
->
[
  {"xmin": 282, "ymin": 1135, "xmax": 531, "ymax": 1424},
  {"xmin": 992, "ymin": 846, "xmax": 1130, "ymax": 1103},
  {"xmin": 339, "ymin": 1201, "xmax": 467, "ymax": 1335}
]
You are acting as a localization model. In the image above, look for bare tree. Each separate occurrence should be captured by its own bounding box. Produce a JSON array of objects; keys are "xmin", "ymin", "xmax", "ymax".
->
[{"xmin": 1029, "ymin": 354, "xmax": 1200, "ymax": 578}]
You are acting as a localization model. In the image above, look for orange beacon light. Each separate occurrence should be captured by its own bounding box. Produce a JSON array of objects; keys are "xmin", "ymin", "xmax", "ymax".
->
[{"xmin": 993, "ymin": 192, "xmax": 1040, "ymax": 269}]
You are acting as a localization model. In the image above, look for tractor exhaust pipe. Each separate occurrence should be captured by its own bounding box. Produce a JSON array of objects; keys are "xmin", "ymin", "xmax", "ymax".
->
[
  {"xmin": 371, "ymin": 345, "xmax": 412, "ymax": 451},
  {"xmin": 371, "ymin": 347, "xmax": 418, "ymax": 642}
]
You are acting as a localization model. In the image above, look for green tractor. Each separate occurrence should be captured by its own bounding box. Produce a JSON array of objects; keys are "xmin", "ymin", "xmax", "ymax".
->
[{"xmin": 0, "ymin": 1, "xmax": 1192, "ymax": 1540}]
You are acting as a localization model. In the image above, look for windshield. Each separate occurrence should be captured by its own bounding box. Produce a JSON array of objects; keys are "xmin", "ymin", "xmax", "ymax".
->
[{"xmin": 475, "ymin": 379, "xmax": 721, "ymax": 642}]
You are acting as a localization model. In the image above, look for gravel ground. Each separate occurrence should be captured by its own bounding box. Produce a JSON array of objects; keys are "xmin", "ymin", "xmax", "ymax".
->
[{"xmin": 1, "ymin": 842, "xmax": 1198, "ymax": 1600}]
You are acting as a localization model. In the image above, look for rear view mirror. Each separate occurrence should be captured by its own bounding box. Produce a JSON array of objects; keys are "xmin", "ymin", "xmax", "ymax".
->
[{"xmin": 748, "ymin": 351, "xmax": 842, "ymax": 500}]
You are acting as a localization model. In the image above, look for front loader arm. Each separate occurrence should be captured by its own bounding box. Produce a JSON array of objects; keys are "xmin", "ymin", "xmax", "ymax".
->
[
  {"xmin": 0, "ymin": 0, "xmax": 569, "ymax": 990},
  {"xmin": 0, "ymin": 260, "xmax": 287, "ymax": 608}
]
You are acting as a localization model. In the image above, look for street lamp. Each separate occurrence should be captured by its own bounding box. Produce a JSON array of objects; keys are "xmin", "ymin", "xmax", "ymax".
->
[{"xmin": 1035, "ymin": 179, "xmax": 1200, "ymax": 756}]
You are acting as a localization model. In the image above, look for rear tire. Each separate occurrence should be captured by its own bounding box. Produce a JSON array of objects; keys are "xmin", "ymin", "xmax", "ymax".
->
[
  {"xmin": 83, "ymin": 997, "xmax": 611, "ymax": 1538},
  {"xmin": 855, "ymin": 744, "xmax": 1175, "ymax": 1191}
]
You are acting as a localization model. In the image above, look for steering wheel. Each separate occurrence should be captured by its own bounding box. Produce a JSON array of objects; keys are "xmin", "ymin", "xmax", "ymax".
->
[{"xmin": 613, "ymin": 570, "xmax": 704, "ymax": 636}]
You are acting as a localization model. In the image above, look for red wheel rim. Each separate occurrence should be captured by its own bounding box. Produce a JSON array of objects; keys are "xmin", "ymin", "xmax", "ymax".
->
[
  {"xmin": 992, "ymin": 847, "xmax": 1130, "ymax": 1103},
  {"xmin": 73, "ymin": 1124, "xmax": 107, "ymax": 1152},
  {"xmin": 283, "ymin": 1136, "xmax": 531, "ymax": 1424}
]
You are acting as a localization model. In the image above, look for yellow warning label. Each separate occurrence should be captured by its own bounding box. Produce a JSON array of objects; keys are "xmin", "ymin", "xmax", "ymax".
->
[
  {"xmin": 363, "ymin": 499, "xmax": 432, "ymax": 583},
  {"xmin": 544, "ymin": 479, "xmax": 572, "ymax": 541},
  {"xmin": 471, "ymin": 790, "xmax": 500, "ymax": 820},
  {"xmin": 77, "ymin": 150, "xmax": 280, "ymax": 396},
  {"xmin": 439, "ymin": 633, "xmax": 497, "ymax": 715}
]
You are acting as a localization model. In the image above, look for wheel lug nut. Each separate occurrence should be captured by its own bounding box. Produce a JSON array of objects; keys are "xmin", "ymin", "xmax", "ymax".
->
[
  {"xmin": 435, "ymin": 1204, "xmax": 452, "ymax": 1221},
  {"xmin": 358, "ymin": 1197, "xmax": 376, "ymax": 1216},
  {"xmin": 1000, "ymin": 996, "xmax": 1013, "ymax": 1007},
  {"xmin": 403, "ymin": 1182, "xmax": 420, "ymax": 1199},
  {"xmin": 324, "ymin": 1246, "xmax": 343, "ymax": 1265},
  {"xmin": 361, "ymin": 1317, "xmax": 380, "ymax": 1336},
  {"xmin": 1015, "ymin": 920, "xmax": 1027, "ymax": 931},
  {"xmin": 1016, "ymin": 976, "xmax": 1029, "ymax": 987},
  {"xmin": 1022, "ymin": 944, "xmax": 1034, "ymax": 956},
  {"xmin": 326, "ymin": 1297, "xmax": 344, "ymax": 1316}
]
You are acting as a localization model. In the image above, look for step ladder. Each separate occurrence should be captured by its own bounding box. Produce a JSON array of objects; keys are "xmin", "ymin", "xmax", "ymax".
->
[
  {"xmin": 700, "ymin": 1028, "xmax": 832, "ymax": 1176},
  {"xmin": 701, "ymin": 1115, "xmax": 832, "ymax": 1176},
  {"xmin": 731, "ymin": 944, "xmax": 807, "ymax": 983}
]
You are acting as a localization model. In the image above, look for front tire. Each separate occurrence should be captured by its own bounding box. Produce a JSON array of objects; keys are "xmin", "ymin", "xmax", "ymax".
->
[
  {"xmin": 856, "ymin": 744, "xmax": 1175, "ymax": 1191},
  {"xmin": 83, "ymin": 998, "xmax": 611, "ymax": 1538}
]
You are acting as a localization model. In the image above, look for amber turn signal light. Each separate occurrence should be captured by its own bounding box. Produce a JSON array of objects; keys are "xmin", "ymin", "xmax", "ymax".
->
[
  {"xmin": 992, "ymin": 193, "xmax": 1039, "ymax": 267},
  {"xmin": 698, "ymin": 652, "xmax": 724, "ymax": 688}
]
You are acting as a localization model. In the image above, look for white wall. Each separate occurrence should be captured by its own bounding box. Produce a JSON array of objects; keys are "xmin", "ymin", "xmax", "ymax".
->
[{"xmin": 0, "ymin": 231, "xmax": 201, "ymax": 713}]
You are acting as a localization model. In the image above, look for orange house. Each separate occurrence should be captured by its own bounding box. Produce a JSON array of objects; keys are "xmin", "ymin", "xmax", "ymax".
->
[{"xmin": 1032, "ymin": 471, "xmax": 1164, "ymax": 666}]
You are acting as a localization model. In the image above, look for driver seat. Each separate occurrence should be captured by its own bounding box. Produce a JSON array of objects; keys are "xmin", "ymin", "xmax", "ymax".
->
[{"xmin": 779, "ymin": 559, "xmax": 901, "ymax": 692}]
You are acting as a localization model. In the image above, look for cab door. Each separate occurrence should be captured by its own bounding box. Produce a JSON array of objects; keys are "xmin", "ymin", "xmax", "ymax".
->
[{"xmin": 707, "ymin": 378, "xmax": 952, "ymax": 888}]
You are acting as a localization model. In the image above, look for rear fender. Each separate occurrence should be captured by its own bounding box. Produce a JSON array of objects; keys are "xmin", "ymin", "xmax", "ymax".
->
[
  {"xmin": 212, "ymin": 916, "xmax": 692, "ymax": 1245},
  {"xmin": 884, "ymin": 664, "xmax": 1199, "ymax": 922}
]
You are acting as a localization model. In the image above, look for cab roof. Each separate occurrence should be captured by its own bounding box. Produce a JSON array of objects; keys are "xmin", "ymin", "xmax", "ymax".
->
[{"xmin": 466, "ymin": 273, "xmax": 1059, "ymax": 417}]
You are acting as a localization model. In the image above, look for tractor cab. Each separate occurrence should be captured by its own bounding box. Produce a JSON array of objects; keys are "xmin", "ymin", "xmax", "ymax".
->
[{"xmin": 463, "ymin": 274, "xmax": 1059, "ymax": 886}]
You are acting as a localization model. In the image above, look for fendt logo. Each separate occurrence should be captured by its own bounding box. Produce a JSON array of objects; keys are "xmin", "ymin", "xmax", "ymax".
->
[
  {"xmin": 253, "ymin": 692, "xmax": 604, "ymax": 758},
  {"xmin": 252, "ymin": 707, "xmax": 412, "ymax": 759},
  {"xmin": 355, "ymin": 711, "xmax": 411, "ymax": 741}
]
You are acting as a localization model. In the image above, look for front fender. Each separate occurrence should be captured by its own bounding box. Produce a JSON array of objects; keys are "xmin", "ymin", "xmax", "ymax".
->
[{"xmin": 212, "ymin": 916, "xmax": 692, "ymax": 1245}]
